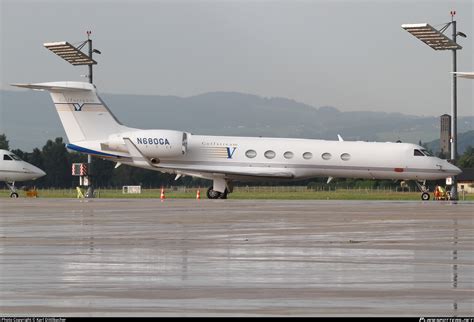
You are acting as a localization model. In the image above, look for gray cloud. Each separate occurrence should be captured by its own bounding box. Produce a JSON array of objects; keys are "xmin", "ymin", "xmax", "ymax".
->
[{"xmin": 1, "ymin": 0, "xmax": 473, "ymax": 116}]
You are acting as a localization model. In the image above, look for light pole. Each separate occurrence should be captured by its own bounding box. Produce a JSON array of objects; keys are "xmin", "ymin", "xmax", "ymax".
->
[
  {"xmin": 402, "ymin": 11, "xmax": 466, "ymax": 200},
  {"xmin": 84, "ymin": 31, "xmax": 101, "ymax": 198},
  {"xmin": 44, "ymin": 31, "xmax": 101, "ymax": 198}
]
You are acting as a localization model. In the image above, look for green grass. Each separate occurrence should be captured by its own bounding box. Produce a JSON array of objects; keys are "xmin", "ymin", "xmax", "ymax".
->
[{"xmin": 1, "ymin": 187, "xmax": 472, "ymax": 200}]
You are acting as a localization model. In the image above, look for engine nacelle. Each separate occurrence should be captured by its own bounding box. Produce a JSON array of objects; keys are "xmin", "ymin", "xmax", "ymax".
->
[{"xmin": 105, "ymin": 130, "xmax": 188, "ymax": 159}]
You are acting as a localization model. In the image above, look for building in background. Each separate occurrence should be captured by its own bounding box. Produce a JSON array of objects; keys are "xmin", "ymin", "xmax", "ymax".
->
[
  {"xmin": 457, "ymin": 168, "xmax": 474, "ymax": 194},
  {"xmin": 440, "ymin": 114, "xmax": 451, "ymax": 157}
]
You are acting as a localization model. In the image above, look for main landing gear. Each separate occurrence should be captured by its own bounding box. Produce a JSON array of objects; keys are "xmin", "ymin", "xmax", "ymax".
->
[
  {"xmin": 206, "ymin": 178, "xmax": 232, "ymax": 199},
  {"xmin": 206, "ymin": 187, "xmax": 228, "ymax": 199},
  {"xmin": 6, "ymin": 182, "xmax": 19, "ymax": 198}
]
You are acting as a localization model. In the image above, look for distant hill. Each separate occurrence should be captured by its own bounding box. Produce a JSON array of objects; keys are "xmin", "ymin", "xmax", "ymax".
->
[
  {"xmin": 0, "ymin": 89, "xmax": 473, "ymax": 151},
  {"xmin": 423, "ymin": 130, "xmax": 474, "ymax": 156}
]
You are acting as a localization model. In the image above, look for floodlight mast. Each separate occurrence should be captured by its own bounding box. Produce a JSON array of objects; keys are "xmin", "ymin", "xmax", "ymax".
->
[
  {"xmin": 86, "ymin": 31, "xmax": 93, "ymax": 198},
  {"xmin": 402, "ymin": 11, "xmax": 466, "ymax": 200},
  {"xmin": 450, "ymin": 13, "xmax": 458, "ymax": 169},
  {"xmin": 43, "ymin": 31, "xmax": 100, "ymax": 198},
  {"xmin": 87, "ymin": 31, "xmax": 93, "ymax": 84}
]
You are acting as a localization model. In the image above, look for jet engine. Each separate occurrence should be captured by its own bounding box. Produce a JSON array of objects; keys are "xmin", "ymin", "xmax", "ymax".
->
[{"xmin": 104, "ymin": 130, "xmax": 188, "ymax": 160}]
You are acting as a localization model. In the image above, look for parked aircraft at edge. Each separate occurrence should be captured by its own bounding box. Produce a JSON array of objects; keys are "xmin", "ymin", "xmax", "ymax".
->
[
  {"xmin": 0, "ymin": 149, "xmax": 46, "ymax": 197},
  {"xmin": 12, "ymin": 81, "xmax": 461, "ymax": 200}
]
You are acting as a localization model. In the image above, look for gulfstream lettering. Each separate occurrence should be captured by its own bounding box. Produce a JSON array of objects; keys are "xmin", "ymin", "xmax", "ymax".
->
[{"xmin": 136, "ymin": 138, "xmax": 170, "ymax": 145}]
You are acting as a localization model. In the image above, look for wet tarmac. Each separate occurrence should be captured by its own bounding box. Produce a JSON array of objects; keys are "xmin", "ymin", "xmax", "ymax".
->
[{"xmin": 0, "ymin": 199, "xmax": 473, "ymax": 316}]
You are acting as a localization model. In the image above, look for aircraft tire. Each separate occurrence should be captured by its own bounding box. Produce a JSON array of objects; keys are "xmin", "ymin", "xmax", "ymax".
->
[
  {"xmin": 10, "ymin": 192, "xmax": 19, "ymax": 198},
  {"xmin": 421, "ymin": 192, "xmax": 430, "ymax": 201},
  {"xmin": 218, "ymin": 190, "xmax": 228, "ymax": 199},
  {"xmin": 207, "ymin": 187, "xmax": 228, "ymax": 199},
  {"xmin": 207, "ymin": 187, "xmax": 221, "ymax": 199}
]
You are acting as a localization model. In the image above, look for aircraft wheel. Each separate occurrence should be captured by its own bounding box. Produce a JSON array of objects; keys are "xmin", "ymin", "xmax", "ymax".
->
[
  {"xmin": 421, "ymin": 192, "xmax": 430, "ymax": 201},
  {"xmin": 207, "ymin": 187, "xmax": 221, "ymax": 199},
  {"xmin": 207, "ymin": 187, "xmax": 228, "ymax": 199},
  {"xmin": 10, "ymin": 192, "xmax": 19, "ymax": 198},
  {"xmin": 218, "ymin": 189, "xmax": 228, "ymax": 199}
]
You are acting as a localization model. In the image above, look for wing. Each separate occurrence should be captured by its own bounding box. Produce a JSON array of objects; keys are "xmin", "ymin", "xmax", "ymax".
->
[{"xmin": 157, "ymin": 164, "xmax": 295, "ymax": 181}]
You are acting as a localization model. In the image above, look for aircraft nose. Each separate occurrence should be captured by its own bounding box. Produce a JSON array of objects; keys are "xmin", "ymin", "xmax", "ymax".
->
[
  {"xmin": 36, "ymin": 168, "xmax": 46, "ymax": 178},
  {"xmin": 451, "ymin": 164, "xmax": 462, "ymax": 176},
  {"xmin": 445, "ymin": 161, "xmax": 462, "ymax": 176},
  {"xmin": 26, "ymin": 164, "xmax": 46, "ymax": 179}
]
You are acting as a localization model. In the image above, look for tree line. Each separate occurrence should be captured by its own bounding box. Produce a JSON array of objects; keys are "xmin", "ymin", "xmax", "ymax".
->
[
  {"xmin": 1, "ymin": 133, "xmax": 473, "ymax": 189},
  {"xmin": 0, "ymin": 134, "xmax": 207, "ymax": 188}
]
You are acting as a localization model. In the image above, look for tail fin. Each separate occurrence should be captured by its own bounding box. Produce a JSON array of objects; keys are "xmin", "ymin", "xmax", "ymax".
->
[{"xmin": 11, "ymin": 81, "xmax": 130, "ymax": 143}]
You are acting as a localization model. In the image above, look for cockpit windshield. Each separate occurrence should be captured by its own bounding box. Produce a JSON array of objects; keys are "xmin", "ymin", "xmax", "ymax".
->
[
  {"xmin": 414, "ymin": 149, "xmax": 434, "ymax": 157},
  {"xmin": 9, "ymin": 154, "xmax": 21, "ymax": 161},
  {"xmin": 421, "ymin": 149, "xmax": 433, "ymax": 157}
]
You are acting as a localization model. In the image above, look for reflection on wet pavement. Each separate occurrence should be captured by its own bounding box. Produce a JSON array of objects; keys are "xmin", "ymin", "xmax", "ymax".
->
[{"xmin": 1, "ymin": 199, "xmax": 473, "ymax": 316}]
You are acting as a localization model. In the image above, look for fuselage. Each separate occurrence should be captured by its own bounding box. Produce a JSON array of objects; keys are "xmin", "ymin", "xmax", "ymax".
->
[
  {"xmin": 155, "ymin": 134, "xmax": 461, "ymax": 181},
  {"xmin": 73, "ymin": 131, "xmax": 462, "ymax": 182}
]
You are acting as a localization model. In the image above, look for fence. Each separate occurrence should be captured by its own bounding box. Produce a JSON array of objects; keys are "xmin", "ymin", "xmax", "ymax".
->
[{"xmin": 0, "ymin": 185, "xmax": 416, "ymax": 194}]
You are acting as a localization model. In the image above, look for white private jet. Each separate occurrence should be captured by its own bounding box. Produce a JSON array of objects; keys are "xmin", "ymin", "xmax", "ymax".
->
[
  {"xmin": 0, "ymin": 149, "xmax": 46, "ymax": 198},
  {"xmin": 12, "ymin": 81, "xmax": 461, "ymax": 200}
]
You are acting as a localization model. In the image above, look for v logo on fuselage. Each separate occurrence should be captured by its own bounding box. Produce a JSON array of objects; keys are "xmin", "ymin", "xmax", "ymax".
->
[
  {"xmin": 226, "ymin": 147, "xmax": 237, "ymax": 159},
  {"xmin": 72, "ymin": 103, "xmax": 85, "ymax": 111}
]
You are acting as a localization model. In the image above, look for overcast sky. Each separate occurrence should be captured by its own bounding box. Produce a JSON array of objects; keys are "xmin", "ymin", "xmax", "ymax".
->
[{"xmin": 1, "ymin": 0, "xmax": 473, "ymax": 116}]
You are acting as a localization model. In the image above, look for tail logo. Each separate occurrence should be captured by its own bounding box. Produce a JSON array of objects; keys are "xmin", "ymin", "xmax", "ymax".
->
[{"xmin": 72, "ymin": 103, "xmax": 85, "ymax": 111}]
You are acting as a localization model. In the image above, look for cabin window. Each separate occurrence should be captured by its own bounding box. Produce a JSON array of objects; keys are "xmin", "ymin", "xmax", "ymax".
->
[
  {"xmin": 245, "ymin": 149, "xmax": 257, "ymax": 158},
  {"xmin": 283, "ymin": 151, "xmax": 294, "ymax": 159},
  {"xmin": 341, "ymin": 153, "xmax": 351, "ymax": 161},
  {"xmin": 303, "ymin": 152, "xmax": 313, "ymax": 160},
  {"xmin": 10, "ymin": 154, "xmax": 21, "ymax": 161},
  {"xmin": 414, "ymin": 149, "xmax": 424, "ymax": 156},
  {"xmin": 321, "ymin": 152, "xmax": 332, "ymax": 160},
  {"xmin": 421, "ymin": 149, "xmax": 433, "ymax": 157},
  {"xmin": 3, "ymin": 154, "xmax": 12, "ymax": 161},
  {"xmin": 264, "ymin": 150, "xmax": 276, "ymax": 159}
]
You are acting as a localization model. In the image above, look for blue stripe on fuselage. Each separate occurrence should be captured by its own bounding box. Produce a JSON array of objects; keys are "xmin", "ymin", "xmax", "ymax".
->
[{"xmin": 66, "ymin": 143, "xmax": 123, "ymax": 158}]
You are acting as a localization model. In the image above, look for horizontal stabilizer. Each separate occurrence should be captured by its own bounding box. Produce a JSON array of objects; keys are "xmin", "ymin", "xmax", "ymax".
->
[
  {"xmin": 11, "ymin": 82, "xmax": 95, "ymax": 92},
  {"xmin": 453, "ymin": 72, "xmax": 474, "ymax": 79}
]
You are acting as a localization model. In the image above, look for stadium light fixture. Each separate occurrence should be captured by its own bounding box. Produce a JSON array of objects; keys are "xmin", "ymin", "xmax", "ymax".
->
[
  {"xmin": 43, "ymin": 41, "xmax": 97, "ymax": 66},
  {"xmin": 402, "ymin": 11, "xmax": 466, "ymax": 200}
]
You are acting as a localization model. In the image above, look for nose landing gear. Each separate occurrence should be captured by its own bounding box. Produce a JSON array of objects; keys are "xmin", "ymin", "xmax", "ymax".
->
[
  {"xmin": 6, "ymin": 182, "xmax": 19, "ymax": 198},
  {"xmin": 415, "ymin": 181, "xmax": 430, "ymax": 200},
  {"xmin": 421, "ymin": 192, "xmax": 430, "ymax": 201}
]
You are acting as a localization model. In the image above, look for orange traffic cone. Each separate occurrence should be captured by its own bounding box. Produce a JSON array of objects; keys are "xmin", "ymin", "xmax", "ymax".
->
[
  {"xmin": 196, "ymin": 188, "xmax": 201, "ymax": 200},
  {"xmin": 160, "ymin": 187, "xmax": 165, "ymax": 201}
]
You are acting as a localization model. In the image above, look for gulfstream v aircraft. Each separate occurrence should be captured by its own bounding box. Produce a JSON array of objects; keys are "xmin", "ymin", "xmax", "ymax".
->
[
  {"xmin": 0, "ymin": 149, "xmax": 46, "ymax": 197},
  {"xmin": 12, "ymin": 82, "xmax": 461, "ymax": 200}
]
